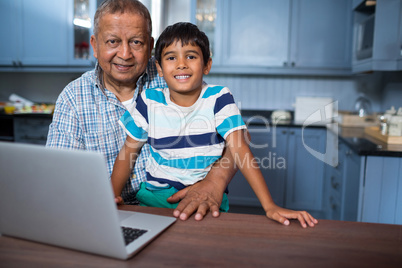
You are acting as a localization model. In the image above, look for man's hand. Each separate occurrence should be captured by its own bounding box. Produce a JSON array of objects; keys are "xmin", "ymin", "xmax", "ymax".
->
[
  {"xmin": 166, "ymin": 134, "xmax": 242, "ymax": 221},
  {"xmin": 167, "ymin": 178, "xmax": 223, "ymax": 221}
]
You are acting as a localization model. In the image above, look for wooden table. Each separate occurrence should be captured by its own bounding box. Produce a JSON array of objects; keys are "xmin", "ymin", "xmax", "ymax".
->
[{"xmin": 1, "ymin": 206, "xmax": 401, "ymax": 267}]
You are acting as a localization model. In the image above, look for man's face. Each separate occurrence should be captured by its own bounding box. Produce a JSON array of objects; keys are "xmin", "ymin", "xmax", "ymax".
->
[{"xmin": 90, "ymin": 12, "xmax": 154, "ymax": 90}]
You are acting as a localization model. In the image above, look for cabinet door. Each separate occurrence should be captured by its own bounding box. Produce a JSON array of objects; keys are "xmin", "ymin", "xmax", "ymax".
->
[
  {"xmin": 397, "ymin": 1, "xmax": 402, "ymax": 69},
  {"xmin": 0, "ymin": 0, "xmax": 21, "ymax": 66},
  {"xmin": 352, "ymin": 0, "xmax": 402, "ymax": 72},
  {"xmin": 286, "ymin": 128, "xmax": 325, "ymax": 211},
  {"xmin": 13, "ymin": 117, "xmax": 52, "ymax": 145},
  {"xmin": 68, "ymin": 0, "xmax": 96, "ymax": 66},
  {"xmin": 219, "ymin": 0, "xmax": 291, "ymax": 67},
  {"xmin": 228, "ymin": 126, "xmax": 287, "ymax": 207},
  {"xmin": 361, "ymin": 156, "xmax": 402, "ymax": 224},
  {"xmin": 290, "ymin": 0, "xmax": 352, "ymax": 69},
  {"xmin": 19, "ymin": 0, "xmax": 69, "ymax": 66},
  {"xmin": 341, "ymin": 146, "xmax": 361, "ymax": 221}
]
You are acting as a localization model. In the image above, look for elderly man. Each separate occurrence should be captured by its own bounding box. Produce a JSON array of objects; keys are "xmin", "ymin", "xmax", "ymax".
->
[{"xmin": 46, "ymin": 0, "xmax": 236, "ymax": 221}]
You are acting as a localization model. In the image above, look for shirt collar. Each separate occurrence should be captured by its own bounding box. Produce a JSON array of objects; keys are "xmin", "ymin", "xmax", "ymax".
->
[{"xmin": 93, "ymin": 61, "xmax": 149, "ymax": 102}]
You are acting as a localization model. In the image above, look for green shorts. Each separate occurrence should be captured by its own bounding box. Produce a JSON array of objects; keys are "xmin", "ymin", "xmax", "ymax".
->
[{"xmin": 136, "ymin": 182, "xmax": 229, "ymax": 212}]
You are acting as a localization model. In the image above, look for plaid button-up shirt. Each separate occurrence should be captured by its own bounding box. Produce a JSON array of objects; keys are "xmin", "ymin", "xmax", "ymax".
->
[{"xmin": 46, "ymin": 57, "xmax": 167, "ymax": 202}]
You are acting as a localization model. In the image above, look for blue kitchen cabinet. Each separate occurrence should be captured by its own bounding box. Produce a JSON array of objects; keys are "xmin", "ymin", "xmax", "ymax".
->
[
  {"xmin": 324, "ymin": 139, "xmax": 362, "ymax": 221},
  {"xmin": 289, "ymin": 0, "xmax": 352, "ymax": 71},
  {"xmin": 339, "ymin": 142, "xmax": 362, "ymax": 221},
  {"xmin": 217, "ymin": 0, "xmax": 291, "ymax": 69},
  {"xmin": 228, "ymin": 126, "xmax": 326, "ymax": 217},
  {"xmin": 0, "ymin": 0, "xmax": 95, "ymax": 69},
  {"xmin": 194, "ymin": 0, "xmax": 352, "ymax": 75},
  {"xmin": 286, "ymin": 128, "xmax": 326, "ymax": 215},
  {"xmin": 228, "ymin": 125, "xmax": 288, "ymax": 208},
  {"xmin": 352, "ymin": 0, "xmax": 402, "ymax": 72},
  {"xmin": 360, "ymin": 156, "xmax": 402, "ymax": 224},
  {"xmin": 0, "ymin": 0, "xmax": 69, "ymax": 66},
  {"xmin": 0, "ymin": 1, "xmax": 20, "ymax": 66}
]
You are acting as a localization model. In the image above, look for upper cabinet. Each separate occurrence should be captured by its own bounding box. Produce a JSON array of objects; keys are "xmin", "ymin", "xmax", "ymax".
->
[
  {"xmin": 193, "ymin": 0, "xmax": 353, "ymax": 76},
  {"xmin": 218, "ymin": 0, "xmax": 291, "ymax": 69},
  {"xmin": 0, "ymin": 0, "xmax": 96, "ymax": 70},
  {"xmin": 352, "ymin": 0, "xmax": 402, "ymax": 73},
  {"xmin": 290, "ymin": 0, "xmax": 352, "ymax": 72}
]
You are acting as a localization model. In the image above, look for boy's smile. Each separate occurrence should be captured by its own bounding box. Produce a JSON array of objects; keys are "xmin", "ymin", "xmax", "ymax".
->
[{"xmin": 156, "ymin": 40, "xmax": 212, "ymax": 107}]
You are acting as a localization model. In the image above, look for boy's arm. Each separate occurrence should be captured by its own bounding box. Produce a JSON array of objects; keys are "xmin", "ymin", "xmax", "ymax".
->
[
  {"xmin": 226, "ymin": 130, "xmax": 318, "ymax": 228},
  {"xmin": 111, "ymin": 135, "xmax": 144, "ymax": 202}
]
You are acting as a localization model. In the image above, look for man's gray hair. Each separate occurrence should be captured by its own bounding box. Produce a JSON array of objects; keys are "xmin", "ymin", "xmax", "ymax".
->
[{"xmin": 93, "ymin": 0, "xmax": 152, "ymax": 38}]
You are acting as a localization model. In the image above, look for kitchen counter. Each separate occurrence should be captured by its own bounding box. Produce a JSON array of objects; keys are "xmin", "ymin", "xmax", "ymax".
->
[
  {"xmin": 241, "ymin": 110, "xmax": 402, "ymax": 157},
  {"xmin": 336, "ymin": 126, "xmax": 402, "ymax": 157},
  {"xmin": 1, "ymin": 206, "xmax": 401, "ymax": 267}
]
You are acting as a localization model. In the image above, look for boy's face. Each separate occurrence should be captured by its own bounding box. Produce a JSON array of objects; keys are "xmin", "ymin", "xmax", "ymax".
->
[{"xmin": 156, "ymin": 40, "xmax": 212, "ymax": 106}]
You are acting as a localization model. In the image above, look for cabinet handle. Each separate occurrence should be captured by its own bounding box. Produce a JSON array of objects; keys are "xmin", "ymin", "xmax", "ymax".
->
[
  {"xmin": 291, "ymin": 62, "xmax": 295, "ymax": 67},
  {"xmin": 281, "ymin": 130, "xmax": 287, "ymax": 134},
  {"xmin": 335, "ymin": 162, "xmax": 341, "ymax": 170},
  {"xmin": 12, "ymin": 61, "xmax": 17, "ymax": 67},
  {"xmin": 290, "ymin": 131, "xmax": 295, "ymax": 135},
  {"xmin": 329, "ymin": 196, "xmax": 338, "ymax": 210},
  {"xmin": 283, "ymin": 62, "xmax": 288, "ymax": 67},
  {"xmin": 18, "ymin": 61, "xmax": 23, "ymax": 67},
  {"xmin": 331, "ymin": 176, "xmax": 339, "ymax": 189}
]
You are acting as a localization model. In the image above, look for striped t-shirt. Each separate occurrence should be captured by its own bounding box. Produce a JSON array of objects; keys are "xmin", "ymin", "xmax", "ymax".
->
[{"xmin": 119, "ymin": 84, "xmax": 246, "ymax": 190}]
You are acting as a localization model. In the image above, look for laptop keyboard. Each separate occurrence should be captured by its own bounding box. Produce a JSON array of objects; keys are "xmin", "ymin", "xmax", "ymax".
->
[{"xmin": 121, "ymin": 226, "xmax": 148, "ymax": 245}]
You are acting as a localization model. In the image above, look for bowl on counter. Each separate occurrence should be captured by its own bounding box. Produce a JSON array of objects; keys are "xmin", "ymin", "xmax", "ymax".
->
[
  {"xmin": 271, "ymin": 110, "xmax": 292, "ymax": 125},
  {"xmin": 1, "ymin": 102, "xmax": 16, "ymax": 114}
]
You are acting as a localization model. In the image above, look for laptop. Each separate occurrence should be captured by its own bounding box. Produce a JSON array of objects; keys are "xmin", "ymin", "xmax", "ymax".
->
[{"xmin": 0, "ymin": 141, "xmax": 176, "ymax": 260}]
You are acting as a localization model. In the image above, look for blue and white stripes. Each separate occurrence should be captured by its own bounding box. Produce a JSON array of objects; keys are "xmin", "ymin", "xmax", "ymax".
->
[{"xmin": 119, "ymin": 84, "xmax": 246, "ymax": 190}]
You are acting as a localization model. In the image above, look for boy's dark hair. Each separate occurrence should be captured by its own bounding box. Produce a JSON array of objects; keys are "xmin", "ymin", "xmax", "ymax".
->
[{"xmin": 155, "ymin": 22, "xmax": 210, "ymax": 66}]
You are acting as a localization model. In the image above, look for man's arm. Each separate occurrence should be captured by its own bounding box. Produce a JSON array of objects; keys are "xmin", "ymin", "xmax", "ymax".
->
[
  {"xmin": 167, "ymin": 130, "xmax": 251, "ymax": 221},
  {"xmin": 46, "ymin": 92, "xmax": 83, "ymax": 149},
  {"xmin": 111, "ymin": 136, "xmax": 143, "ymax": 200}
]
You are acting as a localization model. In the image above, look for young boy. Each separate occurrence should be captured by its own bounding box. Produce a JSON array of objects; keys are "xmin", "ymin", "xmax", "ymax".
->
[{"xmin": 112, "ymin": 22, "xmax": 317, "ymax": 227}]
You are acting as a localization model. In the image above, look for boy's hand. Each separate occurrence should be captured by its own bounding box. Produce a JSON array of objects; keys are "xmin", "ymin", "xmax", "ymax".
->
[
  {"xmin": 265, "ymin": 205, "xmax": 318, "ymax": 228},
  {"xmin": 114, "ymin": 196, "xmax": 124, "ymax": 205}
]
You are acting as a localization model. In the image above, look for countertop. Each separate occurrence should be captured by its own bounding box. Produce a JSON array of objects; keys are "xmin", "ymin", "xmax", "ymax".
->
[
  {"xmin": 0, "ymin": 112, "xmax": 53, "ymax": 118},
  {"xmin": 1, "ymin": 206, "xmax": 401, "ymax": 267},
  {"xmin": 1, "ymin": 110, "xmax": 401, "ymax": 157},
  {"xmin": 241, "ymin": 109, "xmax": 402, "ymax": 157}
]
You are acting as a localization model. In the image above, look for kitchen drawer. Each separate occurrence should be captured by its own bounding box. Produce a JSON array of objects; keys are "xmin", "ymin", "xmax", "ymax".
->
[{"xmin": 13, "ymin": 117, "xmax": 51, "ymax": 145}]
